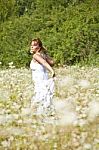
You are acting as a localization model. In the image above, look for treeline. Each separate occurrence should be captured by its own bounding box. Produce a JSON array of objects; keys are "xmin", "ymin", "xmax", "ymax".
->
[{"xmin": 0, "ymin": 0, "xmax": 99, "ymax": 68}]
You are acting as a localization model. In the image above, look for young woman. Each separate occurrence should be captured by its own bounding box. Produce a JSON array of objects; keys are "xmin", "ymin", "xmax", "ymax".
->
[{"xmin": 30, "ymin": 38, "xmax": 55, "ymax": 116}]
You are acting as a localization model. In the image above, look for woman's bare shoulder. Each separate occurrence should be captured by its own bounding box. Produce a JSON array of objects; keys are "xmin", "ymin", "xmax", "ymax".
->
[{"xmin": 33, "ymin": 53, "xmax": 46, "ymax": 64}]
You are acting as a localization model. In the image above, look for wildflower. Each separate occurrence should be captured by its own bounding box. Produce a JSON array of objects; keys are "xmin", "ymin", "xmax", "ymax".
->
[
  {"xmin": 59, "ymin": 111, "xmax": 77, "ymax": 126},
  {"xmin": 6, "ymin": 114, "xmax": 16, "ymax": 123},
  {"xmin": 1, "ymin": 140, "xmax": 10, "ymax": 148},
  {"xmin": 57, "ymin": 76, "xmax": 74, "ymax": 88},
  {"xmin": 8, "ymin": 62, "xmax": 15, "ymax": 68},
  {"xmin": 83, "ymin": 143, "xmax": 92, "ymax": 149},
  {"xmin": 7, "ymin": 127, "xmax": 24, "ymax": 136},
  {"xmin": 8, "ymin": 62, "xmax": 13, "ymax": 66},
  {"xmin": 21, "ymin": 107, "xmax": 31, "ymax": 115},
  {"xmin": 54, "ymin": 100, "xmax": 66, "ymax": 111},
  {"xmin": 9, "ymin": 136, "xmax": 14, "ymax": 141},
  {"xmin": 88, "ymin": 101, "xmax": 99, "ymax": 120},
  {"xmin": 9, "ymin": 65, "xmax": 15, "ymax": 69},
  {"xmin": 78, "ymin": 119, "xmax": 87, "ymax": 127},
  {"xmin": 78, "ymin": 79, "xmax": 90, "ymax": 88},
  {"xmin": 94, "ymin": 138, "xmax": 99, "ymax": 144},
  {"xmin": 0, "ymin": 90, "xmax": 9, "ymax": 101},
  {"xmin": 0, "ymin": 115, "xmax": 6, "ymax": 125}
]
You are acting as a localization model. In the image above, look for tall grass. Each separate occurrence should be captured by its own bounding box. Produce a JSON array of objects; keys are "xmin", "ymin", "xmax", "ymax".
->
[{"xmin": 0, "ymin": 66, "xmax": 99, "ymax": 150}]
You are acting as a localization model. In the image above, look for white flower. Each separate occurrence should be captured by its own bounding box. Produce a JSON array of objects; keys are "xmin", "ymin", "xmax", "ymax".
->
[
  {"xmin": 17, "ymin": 119, "xmax": 23, "ymax": 124},
  {"xmin": 12, "ymin": 114, "xmax": 19, "ymax": 119},
  {"xmin": 0, "ymin": 90, "xmax": 10, "ymax": 101},
  {"xmin": 57, "ymin": 76, "xmax": 74, "ymax": 88},
  {"xmin": 0, "ymin": 61, "xmax": 2, "ymax": 65},
  {"xmin": 94, "ymin": 138, "xmax": 99, "ymax": 144},
  {"xmin": 54, "ymin": 99, "xmax": 75, "ymax": 113},
  {"xmin": 59, "ymin": 111, "xmax": 77, "ymax": 126},
  {"xmin": 54, "ymin": 100, "xmax": 66, "ymax": 111},
  {"xmin": 6, "ymin": 114, "xmax": 15, "ymax": 123},
  {"xmin": 54, "ymin": 100, "xmax": 78, "ymax": 125},
  {"xmin": 9, "ymin": 65, "xmax": 15, "ymax": 69},
  {"xmin": 0, "ymin": 115, "xmax": 6, "ymax": 125},
  {"xmin": 8, "ymin": 62, "xmax": 13, "ymax": 66},
  {"xmin": 83, "ymin": 143, "xmax": 92, "ymax": 149},
  {"xmin": 1, "ymin": 140, "xmax": 10, "ymax": 148},
  {"xmin": 88, "ymin": 101, "xmax": 99, "ymax": 120},
  {"xmin": 78, "ymin": 119, "xmax": 87, "ymax": 127},
  {"xmin": 21, "ymin": 107, "xmax": 31, "ymax": 115},
  {"xmin": 9, "ymin": 136, "xmax": 14, "ymax": 141},
  {"xmin": 13, "ymin": 102, "xmax": 20, "ymax": 109},
  {"xmin": 78, "ymin": 79, "xmax": 90, "ymax": 88},
  {"xmin": 7, "ymin": 127, "xmax": 24, "ymax": 136},
  {"xmin": 0, "ymin": 114, "xmax": 16, "ymax": 124}
]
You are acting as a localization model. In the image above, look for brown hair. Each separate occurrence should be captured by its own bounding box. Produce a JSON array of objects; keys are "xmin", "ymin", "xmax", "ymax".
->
[
  {"xmin": 31, "ymin": 38, "xmax": 44, "ymax": 51},
  {"xmin": 32, "ymin": 38, "xmax": 42, "ymax": 47},
  {"xmin": 31, "ymin": 38, "xmax": 47, "ymax": 54}
]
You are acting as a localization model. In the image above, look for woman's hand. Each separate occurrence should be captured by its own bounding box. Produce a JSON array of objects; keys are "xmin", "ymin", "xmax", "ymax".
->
[{"xmin": 52, "ymin": 71, "xmax": 55, "ymax": 78}]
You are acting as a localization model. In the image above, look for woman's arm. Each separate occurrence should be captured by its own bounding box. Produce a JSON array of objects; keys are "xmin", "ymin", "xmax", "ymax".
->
[{"xmin": 33, "ymin": 54, "xmax": 55, "ymax": 77}]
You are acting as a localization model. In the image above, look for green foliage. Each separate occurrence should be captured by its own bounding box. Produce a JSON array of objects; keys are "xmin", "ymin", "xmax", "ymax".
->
[
  {"xmin": 0, "ymin": 0, "xmax": 99, "ymax": 68},
  {"xmin": 0, "ymin": 0, "xmax": 15, "ymax": 22}
]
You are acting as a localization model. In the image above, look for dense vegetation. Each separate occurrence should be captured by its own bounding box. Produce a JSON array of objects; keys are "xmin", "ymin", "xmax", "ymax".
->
[{"xmin": 0, "ymin": 0, "xmax": 99, "ymax": 68}]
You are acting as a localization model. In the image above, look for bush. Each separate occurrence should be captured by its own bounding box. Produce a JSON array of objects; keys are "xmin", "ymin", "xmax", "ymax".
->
[{"xmin": 0, "ymin": 0, "xmax": 99, "ymax": 68}]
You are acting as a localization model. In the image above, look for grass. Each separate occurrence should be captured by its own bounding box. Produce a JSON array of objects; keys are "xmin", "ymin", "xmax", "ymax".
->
[{"xmin": 0, "ymin": 66, "xmax": 99, "ymax": 150}]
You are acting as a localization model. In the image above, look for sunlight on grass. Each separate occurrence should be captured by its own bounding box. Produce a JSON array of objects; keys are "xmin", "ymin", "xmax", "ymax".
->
[{"xmin": 0, "ymin": 66, "xmax": 99, "ymax": 150}]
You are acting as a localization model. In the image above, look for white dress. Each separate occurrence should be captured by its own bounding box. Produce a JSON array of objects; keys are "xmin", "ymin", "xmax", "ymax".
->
[{"xmin": 30, "ymin": 59, "xmax": 55, "ymax": 116}]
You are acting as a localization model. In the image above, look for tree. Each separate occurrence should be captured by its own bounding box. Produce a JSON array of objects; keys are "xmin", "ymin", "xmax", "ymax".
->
[{"xmin": 0, "ymin": 0, "xmax": 15, "ymax": 22}]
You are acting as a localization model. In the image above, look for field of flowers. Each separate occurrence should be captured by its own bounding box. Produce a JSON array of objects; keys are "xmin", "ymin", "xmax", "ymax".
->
[{"xmin": 0, "ymin": 66, "xmax": 99, "ymax": 150}]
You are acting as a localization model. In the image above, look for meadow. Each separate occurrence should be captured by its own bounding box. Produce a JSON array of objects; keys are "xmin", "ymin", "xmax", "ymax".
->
[{"xmin": 0, "ymin": 66, "xmax": 99, "ymax": 150}]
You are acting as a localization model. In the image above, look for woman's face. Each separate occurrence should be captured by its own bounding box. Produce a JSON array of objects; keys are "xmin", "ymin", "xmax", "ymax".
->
[{"xmin": 30, "ymin": 41, "xmax": 40, "ymax": 53}]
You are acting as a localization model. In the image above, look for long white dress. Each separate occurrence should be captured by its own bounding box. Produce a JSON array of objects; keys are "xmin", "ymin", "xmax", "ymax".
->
[{"xmin": 30, "ymin": 59, "xmax": 55, "ymax": 116}]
